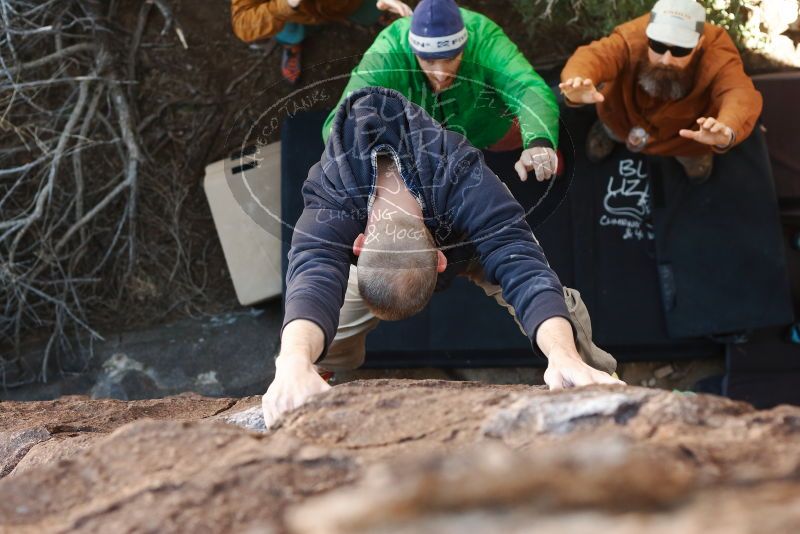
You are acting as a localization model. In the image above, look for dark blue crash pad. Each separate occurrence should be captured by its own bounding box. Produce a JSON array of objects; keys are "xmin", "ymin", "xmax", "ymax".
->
[{"xmin": 648, "ymin": 126, "xmax": 793, "ymax": 338}]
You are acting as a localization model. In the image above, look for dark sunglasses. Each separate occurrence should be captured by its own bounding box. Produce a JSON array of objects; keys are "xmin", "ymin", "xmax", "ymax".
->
[{"xmin": 648, "ymin": 38, "xmax": 694, "ymax": 58}]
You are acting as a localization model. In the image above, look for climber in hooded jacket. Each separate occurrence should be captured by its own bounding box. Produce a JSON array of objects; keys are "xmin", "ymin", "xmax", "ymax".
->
[{"xmin": 263, "ymin": 86, "xmax": 623, "ymax": 428}]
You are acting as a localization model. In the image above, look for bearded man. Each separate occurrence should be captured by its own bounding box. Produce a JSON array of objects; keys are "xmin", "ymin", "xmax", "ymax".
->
[{"xmin": 559, "ymin": 0, "xmax": 762, "ymax": 182}]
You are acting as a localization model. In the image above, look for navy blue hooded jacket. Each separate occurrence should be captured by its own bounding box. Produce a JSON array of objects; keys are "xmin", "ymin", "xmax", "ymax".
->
[{"xmin": 283, "ymin": 87, "xmax": 568, "ymax": 360}]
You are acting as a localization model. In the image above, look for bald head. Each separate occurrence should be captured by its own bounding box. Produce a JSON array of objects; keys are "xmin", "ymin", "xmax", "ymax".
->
[
  {"xmin": 358, "ymin": 212, "xmax": 438, "ymax": 320},
  {"xmin": 355, "ymin": 155, "xmax": 440, "ymax": 320}
]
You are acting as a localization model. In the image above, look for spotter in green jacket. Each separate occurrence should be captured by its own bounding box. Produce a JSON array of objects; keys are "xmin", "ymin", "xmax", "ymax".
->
[{"xmin": 322, "ymin": 8, "xmax": 560, "ymax": 151}]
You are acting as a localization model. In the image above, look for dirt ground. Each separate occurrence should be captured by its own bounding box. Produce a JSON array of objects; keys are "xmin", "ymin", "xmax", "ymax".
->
[{"xmin": 99, "ymin": 0, "xmax": 386, "ymax": 334}]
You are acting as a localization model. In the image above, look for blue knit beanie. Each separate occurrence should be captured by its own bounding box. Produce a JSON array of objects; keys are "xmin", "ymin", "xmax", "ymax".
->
[{"xmin": 408, "ymin": 0, "xmax": 467, "ymax": 59}]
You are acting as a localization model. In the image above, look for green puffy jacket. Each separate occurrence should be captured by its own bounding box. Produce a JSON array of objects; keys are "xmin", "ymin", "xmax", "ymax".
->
[{"xmin": 322, "ymin": 8, "xmax": 559, "ymax": 149}]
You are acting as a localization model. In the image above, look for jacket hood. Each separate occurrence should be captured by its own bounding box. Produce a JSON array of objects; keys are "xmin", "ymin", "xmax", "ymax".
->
[{"xmin": 318, "ymin": 86, "xmax": 472, "ymax": 225}]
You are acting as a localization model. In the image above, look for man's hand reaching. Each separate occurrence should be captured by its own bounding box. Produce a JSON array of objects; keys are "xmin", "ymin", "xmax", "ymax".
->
[
  {"xmin": 679, "ymin": 117, "xmax": 734, "ymax": 149},
  {"xmin": 558, "ymin": 77, "xmax": 605, "ymax": 105},
  {"xmin": 544, "ymin": 348, "xmax": 625, "ymax": 390},
  {"xmin": 262, "ymin": 352, "xmax": 331, "ymax": 429},
  {"xmin": 515, "ymin": 146, "xmax": 558, "ymax": 182},
  {"xmin": 262, "ymin": 319, "xmax": 329, "ymax": 430},
  {"xmin": 536, "ymin": 316, "xmax": 625, "ymax": 390}
]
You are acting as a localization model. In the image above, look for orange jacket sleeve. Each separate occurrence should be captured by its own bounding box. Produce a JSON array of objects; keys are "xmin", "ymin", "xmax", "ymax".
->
[
  {"xmin": 709, "ymin": 31, "xmax": 763, "ymax": 148},
  {"xmin": 561, "ymin": 29, "xmax": 629, "ymax": 87},
  {"xmin": 231, "ymin": 0, "xmax": 297, "ymax": 43}
]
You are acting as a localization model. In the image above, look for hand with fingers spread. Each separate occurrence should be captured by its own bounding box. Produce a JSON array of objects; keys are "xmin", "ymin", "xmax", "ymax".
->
[
  {"xmin": 558, "ymin": 77, "xmax": 605, "ymax": 105},
  {"xmin": 515, "ymin": 146, "xmax": 558, "ymax": 182},
  {"xmin": 376, "ymin": 0, "xmax": 413, "ymax": 17},
  {"xmin": 544, "ymin": 349, "xmax": 626, "ymax": 390},
  {"xmin": 536, "ymin": 316, "xmax": 626, "ymax": 390},
  {"xmin": 679, "ymin": 117, "xmax": 734, "ymax": 149}
]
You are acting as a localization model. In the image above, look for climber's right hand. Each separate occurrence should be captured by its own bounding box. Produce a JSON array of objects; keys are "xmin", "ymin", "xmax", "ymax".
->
[{"xmin": 262, "ymin": 351, "xmax": 331, "ymax": 430}]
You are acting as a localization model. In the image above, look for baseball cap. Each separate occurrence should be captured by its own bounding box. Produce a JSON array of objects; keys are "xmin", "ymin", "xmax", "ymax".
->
[{"xmin": 646, "ymin": 0, "xmax": 706, "ymax": 49}]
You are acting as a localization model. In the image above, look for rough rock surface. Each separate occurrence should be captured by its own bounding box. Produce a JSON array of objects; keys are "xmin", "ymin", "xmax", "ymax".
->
[
  {"xmin": 0, "ymin": 380, "xmax": 799, "ymax": 533},
  {"xmin": 0, "ymin": 394, "xmax": 238, "ymax": 479}
]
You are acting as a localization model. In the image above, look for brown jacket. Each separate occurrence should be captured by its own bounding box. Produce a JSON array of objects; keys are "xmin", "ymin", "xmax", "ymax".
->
[
  {"xmin": 231, "ymin": 0, "xmax": 362, "ymax": 43},
  {"xmin": 561, "ymin": 15, "xmax": 762, "ymax": 157}
]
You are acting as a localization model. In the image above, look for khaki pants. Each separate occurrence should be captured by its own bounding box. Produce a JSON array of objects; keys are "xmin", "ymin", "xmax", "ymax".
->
[{"xmin": 321, "ymin": 263, "xmax": 617, "ymax": 375}]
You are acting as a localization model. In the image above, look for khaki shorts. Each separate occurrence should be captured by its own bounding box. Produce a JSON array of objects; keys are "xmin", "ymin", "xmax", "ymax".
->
[{"xmin": 320, "ymin": 263, "xmax": 617, "ymax": 375}]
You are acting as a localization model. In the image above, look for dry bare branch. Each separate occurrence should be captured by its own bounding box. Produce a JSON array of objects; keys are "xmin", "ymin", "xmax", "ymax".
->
[{"xmin": 0, "ymin": 0, "xmax": 206, "ymax": 386}]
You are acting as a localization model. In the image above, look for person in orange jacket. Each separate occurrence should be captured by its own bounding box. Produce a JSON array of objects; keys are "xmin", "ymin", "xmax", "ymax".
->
[
  {"xmin": 231, "ymin": 0, "xmax": 411, "ymax": 84},
  {"xmin": 559, "ymin": 0, "xmax": 762, "ymax": 182}
]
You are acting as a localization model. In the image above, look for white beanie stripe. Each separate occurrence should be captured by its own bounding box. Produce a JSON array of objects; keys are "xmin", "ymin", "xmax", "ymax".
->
[{"xmin": 408, "ymin": 28, "xmax": 468, "ymax": 54}]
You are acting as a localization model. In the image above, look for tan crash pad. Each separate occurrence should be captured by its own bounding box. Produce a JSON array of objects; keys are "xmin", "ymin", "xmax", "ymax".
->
[{"xmin": 203, "ymin": 142, "xmax": 282, "ymax": 305}]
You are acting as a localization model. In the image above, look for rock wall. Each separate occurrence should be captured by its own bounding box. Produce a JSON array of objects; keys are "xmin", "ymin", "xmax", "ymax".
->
[{"xmin": 1, "ymin": 381, "xmax": 799, "ymax": 533}]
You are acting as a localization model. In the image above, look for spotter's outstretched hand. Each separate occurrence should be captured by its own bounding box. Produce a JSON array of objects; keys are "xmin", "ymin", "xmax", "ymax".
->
[
  {"xmin": 515, "ymin": 146, "xmax": 558, "ymax": 182},
  {"xmin": 558, "ymin": 77, "xmax": 605, "ymax": 105},
  {"xmin": 679, "ymin": 116, "xmax": 734, "ymax": 148}
]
